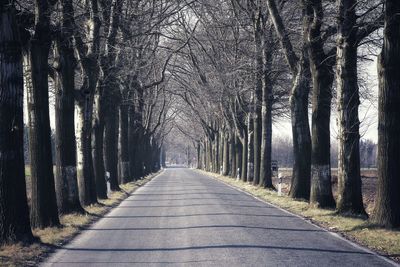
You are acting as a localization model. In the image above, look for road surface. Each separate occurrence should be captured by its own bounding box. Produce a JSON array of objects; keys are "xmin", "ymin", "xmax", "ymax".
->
[{"xmin": 44, "ymin": 168, "xmax": 396, "ymax": 266}]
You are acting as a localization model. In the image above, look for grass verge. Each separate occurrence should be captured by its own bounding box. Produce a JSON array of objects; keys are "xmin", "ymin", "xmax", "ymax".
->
[
  {"xmin": 0, "ymin": 171, "xmax": 161, "ymax": 267},
  {"xmin": 199, "ymin": 170, "xmax": 400, "ymax": 263}
]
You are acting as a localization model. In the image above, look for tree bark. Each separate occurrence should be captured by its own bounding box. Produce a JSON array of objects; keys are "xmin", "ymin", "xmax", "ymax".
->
[
  {"xmin": 222, "ymin": 132, "xmax": 229, "ymax": 176},
  {"xmin": 54, "ymin": 36, "xmax": 82, "ymax": 213},
  {"xmin": 128, "ymin": 98, "xmax": 138, "ymax": 179},
  {"xmin": 253, "ymin": 11, "xmax": 263, "ymax": 186},
  {"xmin": 266, "ymin": 0, "xmax": 312, "ymax": 199},
  {"xmin": 306, "ymin": 0, "xmax": 336, "ymax": 208},
  {"xmin": 247, "ymin": 111, "xmax": 254, "ymax": 182},
  {"xmin": 74, "ymin": 0, "xmax": 101, "ymax": 206},
  {"xmin": 336, "ymin": 0, "xmax": 366, "ymax": 216},
  {"xmin": 230, "ymin": 134, "xmax": 236, "ymax": 177},
  {"xmin": 235, "ymin": 135, "xmax": 242, "ymax": 179},
  {"xmin": 53, "ymin": 0, "xmax": 83, "ymax": 214},
  {"xmin": 197, "ymin": 143, "xmax": 201, "ymax": 169},
  {"xmin": 104, "ymin": 99, "xmax": 121, "ymax": 191},
  {"xmin": 98, "ymin": 0, "xmax": 123, "ymax": 189},
  {"xmin": 28, "ymin": 0, "xmax": 60, "ymax": 228},
  {"xmin": 289, "ymin": 55, "xmax": 311, "ymax": 200},
  {"xmin": 119, "ymin": 97, "xmax": 130, "ymax": 184},
  {"xmin": 259, "ymin": 23, "xmax": 274, "ymax": 189},
  {"xmin": 76, "ymin": 87, "xmax": 97, "ymax": 206},
  {"xmin": 0, "ymin": 2, "xmax": 33, "ymax": 243},
  {"xmin": 241, "ymin": 132, "xmax": 248, "ymax": 181},
  {"xmin": 133, "ymin": 85, "xmax": 145, "ymax": 178},
  {"xmin": 373, "ymin": 0, "xmax": 400, "ymax": 228},
  {"xmin": 92, "ymin": 91, "xmax": 107, "ymax": 199}
]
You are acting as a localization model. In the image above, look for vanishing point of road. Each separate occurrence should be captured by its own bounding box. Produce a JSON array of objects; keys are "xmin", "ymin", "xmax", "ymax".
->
[{"xmin": 44, "ymin": 168, "xmax": 397, "ymax": 267}]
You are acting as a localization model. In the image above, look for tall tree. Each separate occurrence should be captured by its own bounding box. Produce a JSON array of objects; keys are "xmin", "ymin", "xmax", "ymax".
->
[
  {"xmin": 259, "ymin": 18, "xmax": 274, "ymax": 189},
  {"xmin": 74, "ymin": 0, "xmax": 101, "ymax": 206},
  {"xmin": 305, "ymin": 0, "xmax": 336, "ymax": 208},
  {"xmin": 0, "ymin": 0, "xmax": 33, "ymax": 243},
  {"xmin": 266, "ymin": 0, "xmax": 312, "ymax": 199},
  {"xmin": 28, "ymin": 0, "xmax": 60, "ymax": 228},
  {"xmin": 93, "ymin": 0, "xmax": 123, "ymax": 195},
  {"xmin": 373, "ymin": 0, "xmax": 400, "ymax": 228},
  {"xmin": 335, "ymin": 0, "xmax": 383, "ymax": 216},
  {"xmin": 252, "ymin": 2, "xmax": 263, "ymax": 186},
  {"xmin": 54, "ymin": 0, "xmax": 84, "ymax": 214},
  {"xmin": 119, "ymin": 81, "xmax": 131, "ymax": 184}
]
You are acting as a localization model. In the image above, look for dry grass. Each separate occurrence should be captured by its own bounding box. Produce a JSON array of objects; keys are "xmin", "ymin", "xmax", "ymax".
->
[
  {"xmin": 0, "ymin": 171, "xmax": 161, "ymax": 267},
  {"xmin": 200, "ymin": 170, "xmax": 400, "ymax": 263}
]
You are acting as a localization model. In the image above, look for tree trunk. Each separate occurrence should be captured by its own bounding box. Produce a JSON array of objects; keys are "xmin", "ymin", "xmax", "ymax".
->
[
  {"xmin": 236, "ymin": 136, "xmax": 242, "ymax": 179},
  {"xmin": 128, "ymin": 102, "xmax": 138, "ymax": 179},
  {"xmin": 259, "ymin": 25, "xmax": 274, "ymax": 189},
  {"xmin": 289, "ymin": 56, "xmax": 311, "ymax": 200},
  {"xmin": 373, "ymin": 0, "xmax": 400, "ymax": 228},
  {"xmin": 0, "ymin": 3, "xmax": 33, "ymax": 243},
  {"xmin": 76, "ymin": 91, "xmax": 97, "ymax": 206},
  {"xmin": 266, "ymin": 0, "xmax": 312, "ymax": 199},
  {"xmin": 133, "ymin": 130, "xmax": 144, "ymax": 178},
  {"xmin": 104, "ymin": 103, "xmax": 121, "ymax": 191},
  {"xmin": 92, "ymin": 93, "xmax": 107, "ymax": 198},
  {"xmin": 241, "ymin": 132, "xmax": 248, "ymax": 181},
  {"xmin": 133, "ymin": 85, "xmax": 145, "ymax": 178},
  {"xmin": 197, "ymin": 142, "xmax": 201, "ymax": 169},
  {"xmin": 253, "ymin": 12, "xmax": 263, "ymax": 186},
  {"xmin": 230, "ymin": 134, "xmax": 236, "ymax": 177},
  {"xmin": 28, "ymin": 0, "xmax": 60, "ymax": 228},
  {"xmin": 214, "ymin": 133, "xmax": 219, "ymax": 173},
  {"xmin": 74, "ymin": 0, "xmax": 100, "ymax": 206},
  {"xmin": 247, "ymin": 111, "xmax": 254, "ymax": 182},
  {"xmin": 309, "ymin": 63, "xmax": 336, "ymax": 208},
  {"xmin": 54, "ymin": 5, "xmax": 83, "ymax": 213},
  {"xmin": 209, "ymin": 137, "xmax": 213, "ymax": 171},
  {"xmin": 161, "ymin": 146, "xmax": 166, "ymax": 168},
  {"xmin": 336, "ymin": 0, "xmax": 366, "ymax": 216},
  {"xmin": 222, "ymin": 133, "xmax": 229, "ymax": 176},
  {"xmin": 119, "ymin": 99, "xmax": 130, "ymax": 184},
  {"xmin": 306, "ymin": 0, "xmax": 336, "ymax": 208}
]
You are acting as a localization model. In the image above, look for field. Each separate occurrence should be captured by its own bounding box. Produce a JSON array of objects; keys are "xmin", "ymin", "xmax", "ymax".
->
[{"xmin": 277, "ymin": 168, "xmax": 378, "ymax": 214}]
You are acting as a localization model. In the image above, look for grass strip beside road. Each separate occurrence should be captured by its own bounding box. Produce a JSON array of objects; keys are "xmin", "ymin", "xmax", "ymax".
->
[
  {"xmin": 0, "ymin": 171, "xmax": 161, "ymax": 267},
  {"xmin": 199, "ymin": 170, "xmax": 400, "ymax": 263}
]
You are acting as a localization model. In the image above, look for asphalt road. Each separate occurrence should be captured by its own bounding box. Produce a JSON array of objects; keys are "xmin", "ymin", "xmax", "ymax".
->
[{"xmin": 44, "ymin": 168, "xmax": 396, "ymax": 267}]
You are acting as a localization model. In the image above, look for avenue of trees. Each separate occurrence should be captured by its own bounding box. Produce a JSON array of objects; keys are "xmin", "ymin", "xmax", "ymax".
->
[
  {"xmin": 168, "ymin": 0, "xmax": 399, "ymax": 228},
  {"xmin": 0, "ymin": 0, "xmax": 190, "ymax": 244},
  {"xmin": 0, "ymin": 0, "xmax": 399, "ymax": 246}
]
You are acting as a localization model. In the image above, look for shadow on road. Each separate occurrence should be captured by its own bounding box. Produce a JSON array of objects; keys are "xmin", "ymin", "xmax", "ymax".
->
[
  {"xmin": 82, "ymin": 225, "xmax": 323, "ymax": 232},
  {"xmin": 99, "ymin": 213, "xmax": 296, "ymax": 218},
  {"xmin": 116, "ymin": 204, "xmax": 272, "ymax": 208},
  {"xmin": 59, "ymin": 244, "xmax": 372, "ymax": 255}
]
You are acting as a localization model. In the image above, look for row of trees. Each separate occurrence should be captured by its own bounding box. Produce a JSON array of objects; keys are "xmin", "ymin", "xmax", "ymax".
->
[
  {"xmin": 0, "ymin": 0, "xmax": 189, "ymax": 244},
  {"xmin": 170, "ymin": 0, "xmax": 399, "ymax": 228}
]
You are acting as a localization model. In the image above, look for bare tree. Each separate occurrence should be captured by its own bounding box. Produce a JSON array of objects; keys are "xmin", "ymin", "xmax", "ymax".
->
[
  {"xmin": 54, "ymin": 0, "xmax": 84, "ymax": 214},
  {"xmin": 0, "ymin": 0, "xmax": 33, "ymax": 243},
  {"xmin": 335, "ymin": 0, "xmax": 382, "ymax": 216},
  {"xmin": 373, "ymin": 0, "xmax": 400, "ymax": 228},
  {"xmin": 266, "ymin": 0, "xmax": 312, "ymax": 199},
  {"xmin": 28, "ymin": 0, "xmax": 60, "ymax": 228},
  {"xmin": 74, "ymin": 0, "xmax": 101, "ymax": 206}
]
